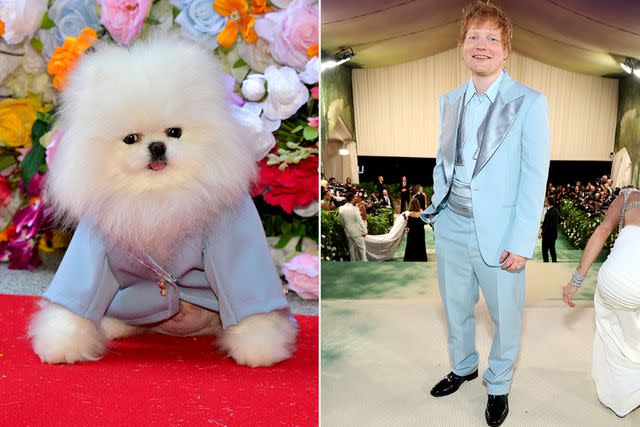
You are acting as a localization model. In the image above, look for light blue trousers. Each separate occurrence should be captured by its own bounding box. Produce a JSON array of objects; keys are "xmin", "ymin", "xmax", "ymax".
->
[{"xmin": 434, "ymin": 207, "xmax": 526, "ymax": 395}]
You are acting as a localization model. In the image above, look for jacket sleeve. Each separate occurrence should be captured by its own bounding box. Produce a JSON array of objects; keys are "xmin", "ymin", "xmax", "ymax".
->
[
  {"xmin": 43, "ymin": 219, "xmax": 120, "ymax": 325},
  {"xmin": 421, "ymin": 96, "xmax": 447, "ymax": 224},
  {"xmin": 504, "ymin": 94, "xmax": 551, "ymax": 258},
  {"xmin": 202, "ymin": 194, "xmax": 291, "ymax": 329}
]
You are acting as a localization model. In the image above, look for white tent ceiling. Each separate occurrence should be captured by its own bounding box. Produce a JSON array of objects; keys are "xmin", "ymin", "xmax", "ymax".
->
[{"xmin": 322, "ymin": 0, "xmax": 640, "ymax": 76}]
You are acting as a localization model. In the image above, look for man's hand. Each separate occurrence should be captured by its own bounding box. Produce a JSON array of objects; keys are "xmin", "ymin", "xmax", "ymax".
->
[{"xmin": 499, "ymin": 251, "xmax": 527, "ymax": 271}]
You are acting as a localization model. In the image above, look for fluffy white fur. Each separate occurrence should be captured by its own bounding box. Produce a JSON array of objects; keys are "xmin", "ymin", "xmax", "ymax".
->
[
  {"xmin": 46, "ymin": 34, "xmax": 256, "ymax": 257},
  {"xmin": 30, "ymin": 34, "xmax": 296, "ymax": 366},
  {"xmin": 29, "ymin": 300, "xmax": 107, "ymax": 364},
  {"xmin": 99, "ymin": 317, "xmax": 144, "ymax": 340},
  {"xmin": 219, "ymin": 311, "xmax": 297, "ymax": 367}
]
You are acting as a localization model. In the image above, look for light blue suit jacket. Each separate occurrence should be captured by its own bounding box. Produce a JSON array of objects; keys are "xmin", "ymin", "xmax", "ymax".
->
[
  {"xmin": 44, "ymin": 195, "xmax": 291, "ymax": 329},
  {"xmin": 422, "ymin": 72, "xmax": 551, "ymax": 266}
]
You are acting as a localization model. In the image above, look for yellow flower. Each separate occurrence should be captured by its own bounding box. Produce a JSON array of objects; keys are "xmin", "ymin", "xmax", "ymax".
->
[
  {"xmin": 214, "ymin": 0, "xmax": 258, "ymax": 48},
  {"xmin": 0, "ymin": 97, "xmax": 43, "ymax": 148},
  {"xmin": 48, "ymin": 28, "xmax": 98, "ymax": 91},
  {"xmin": 38, "ymin": 229, "xmax": 72, "ymax": 253}
]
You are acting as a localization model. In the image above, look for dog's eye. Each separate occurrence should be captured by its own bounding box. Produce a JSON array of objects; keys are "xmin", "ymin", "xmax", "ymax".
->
[
  {"xmin": 123, "ymin": 133, "xmax": 141, "ymax": 145},
  {"xmin": 165, "ymin": 127, "xmax": 182, "ymax": 139}
]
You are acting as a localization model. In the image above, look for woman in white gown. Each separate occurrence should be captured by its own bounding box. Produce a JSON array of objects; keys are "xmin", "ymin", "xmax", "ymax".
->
[{"xmin": 563, "ymin": 187, "xmax": 640, "ymax": 417}]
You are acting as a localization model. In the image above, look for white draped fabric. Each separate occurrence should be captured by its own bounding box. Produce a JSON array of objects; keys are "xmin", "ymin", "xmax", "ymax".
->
[
  {"xmin": 353, "ymin": 48, "xmax": 618, "ymax": 161},
  {"xmin": 364, "ymin": 214, "xmax": 407, "ymax": 261},
  {"xmin": 611, "ymin": 147, "xmax": 633, "ymax": 188},
  {"xmin": 322, "ymin": 116, "xmax": 360, "ymax": 183},
  {"xmin": 592, "ymin": 225, "xmax": 640, "ymax": 417}
]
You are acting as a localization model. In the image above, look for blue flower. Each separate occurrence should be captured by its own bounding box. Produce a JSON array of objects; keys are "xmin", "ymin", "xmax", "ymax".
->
[
  {"xmin": 38, "ymin": 0, "xmax": 102, "ymax": 60},
  {"xmin": 172, "ymin": 0, "xmax": 227, "ymax": 46}
]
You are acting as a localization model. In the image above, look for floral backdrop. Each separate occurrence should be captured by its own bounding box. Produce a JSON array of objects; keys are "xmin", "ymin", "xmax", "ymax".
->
[{"xmin": 0, "ymin": 0, "xmax": 318, "ymax": 299}]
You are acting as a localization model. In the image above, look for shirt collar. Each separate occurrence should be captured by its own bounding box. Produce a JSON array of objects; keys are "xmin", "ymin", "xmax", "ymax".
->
[{"xmin": 464, "ymin": 70, "xmax": 504, "ymax": 105}]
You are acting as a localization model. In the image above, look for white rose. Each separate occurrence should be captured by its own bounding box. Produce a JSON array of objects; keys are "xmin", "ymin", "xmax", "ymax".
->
[
  {"xmin": 236, "ymin": 37, "xmax": 275, "ymax": 73},
  {"xmin": 261, "ymin": 65, "xmax": 309, "ymax": 121},
  {"xmin": 216, "ymin": 45, "xmax": 248, "ymax": 83},
  {"xmin": 0, "ymin": 0, "xmax": 48, "ymax": 45},
  {"xmin": 230, "ymin": 102, "xmax": 276, "ymax": 160},
  {"xmin": 1, "ymin": 44, "xmax": 55, "ymax": 102},
  {"xmin": 0, "ymin": 40, "xmax": 22, "ymax": 85},
  {"xmin": 294, "ymin": 200, "xmax": 319, "ymax": 217},
  {"xmin": 298, "ymin": 55, "xmax": 319, "ymax": 85},
  {"xmin": 241, "ymin": 74, "xmax": 266, "ymax": 101}
]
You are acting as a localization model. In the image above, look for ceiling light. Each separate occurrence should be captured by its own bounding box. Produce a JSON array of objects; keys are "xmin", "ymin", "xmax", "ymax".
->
[
  {"xmin": 321, "ymin": 47, "xmax": 355, "ymax": 72},
  {"xmin": 620, "ymin": 57, "xmax": 633, "ymax": 74},
  {"xmin": 339, "ymin": 147, "xmax": 349, "ymax": 156}
]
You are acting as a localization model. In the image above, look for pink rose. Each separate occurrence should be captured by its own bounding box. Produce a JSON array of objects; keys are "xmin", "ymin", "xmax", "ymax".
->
[
  {"xmin": 281, "ymin": 253, "xmax": 318, "ymax": 299},
  {"xmin": 255, "ymin": 0, "xmax": 318, "ymax": 72},
  {"xmin": 310, "ymin": 85, "xmax": 318, "ymax": 99},
  {"xmin": 307, "ymin": 116, "xmax": 318, "ymax": 127},
  {"xmin": 97, "ymin": 0, "xmax": 152, "ymax": 45}
]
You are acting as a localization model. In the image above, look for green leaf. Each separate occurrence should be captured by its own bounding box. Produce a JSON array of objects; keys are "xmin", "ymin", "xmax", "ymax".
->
[
  {"xmin": 21, "ymin": 120, "xmax": 50, "ymax": 186},
  {"xmin": 41, "ymin": 12, "xmax": 55, "ymax": 30},
  {"xmin": 290, "ymin": 125, "xmax": 303, "ymax": 134},
  {"xmin": 30, "ymin": 37, "xmax": 44, "ymax": 54},
  {"xmin": 233, "ymin": 58, "xmax": 248, "ymax": 69},
  {"xmin": 21, "ymin": 141, "xmax": 45, "ymax": 187},
  {"xmin": 274, "ymin": 234, "xmax": 292, "ymax": 249},
  {"xmin": 295, "ymin": 235, "xmax": 304, "ymax": 252},
  {"xmin": 303, "ymin": 125, "xmax": 318, "ymax": 141},
  {"xmin": 36, "ymin": 111, "xmax": 53, "ymax": 124},
  {"xmin": 172, "ymin": 6, "xmax": 181, "ymax": 19},
  {"xmin": 145, "ymin": 17, "xmax": 161, "ymax": 25},
  {"xmin": 0, "ymin": 156, "xmax": 16, "ymax": 171}
]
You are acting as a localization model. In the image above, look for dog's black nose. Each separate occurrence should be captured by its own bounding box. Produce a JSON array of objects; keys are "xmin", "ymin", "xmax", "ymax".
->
[{"xmin": 148, "ymin": 141, "xmax": 166, "ymax": 157}]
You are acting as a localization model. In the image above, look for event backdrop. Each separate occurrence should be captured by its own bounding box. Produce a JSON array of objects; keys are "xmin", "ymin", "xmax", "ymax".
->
[
  {"xmin": 615, "ymin": 75, "xmax": 640, "ymax": 188},
  {"xmin": 320, "ymin": 62, "xmax": 355, "ymax": 145}
]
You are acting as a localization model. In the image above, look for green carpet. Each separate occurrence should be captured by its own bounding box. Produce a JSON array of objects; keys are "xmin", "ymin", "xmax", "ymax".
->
[{"xmin": 322, "ymin": 229, "xmax": 601, "ymax": 301}]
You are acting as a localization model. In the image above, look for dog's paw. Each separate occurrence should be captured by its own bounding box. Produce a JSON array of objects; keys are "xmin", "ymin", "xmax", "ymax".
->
[
  {"xmin": 219, "ymin": 311, "xmax": 297, "ymax": 367},
  {"xmin": 28, "ymin": 300, "xmax": 107, "ymax": 364},
  {"xmin": 100, "ymin": 317, "xmax": 144, "ymax": 340}
]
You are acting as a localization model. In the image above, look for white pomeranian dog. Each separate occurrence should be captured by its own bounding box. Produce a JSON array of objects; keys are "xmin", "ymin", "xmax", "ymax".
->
[{"xmin": 28, "ymin": 35, "xmax": 297, "ymax": 367}]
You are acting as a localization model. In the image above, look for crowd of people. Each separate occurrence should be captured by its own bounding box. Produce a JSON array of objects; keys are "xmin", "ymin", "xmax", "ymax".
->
[
  {"xmin": 320, "ymin": 175, "xmax": 429, "ymax": 216},
  {"xmin": 545, "ymin": 175, "xmax": 618, "ymax": 218}
]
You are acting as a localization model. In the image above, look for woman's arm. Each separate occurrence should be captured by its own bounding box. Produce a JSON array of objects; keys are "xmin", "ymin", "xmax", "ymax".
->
[{"xmin": 562, "ymin": 194, "xmax": 624, "ymax": 307}]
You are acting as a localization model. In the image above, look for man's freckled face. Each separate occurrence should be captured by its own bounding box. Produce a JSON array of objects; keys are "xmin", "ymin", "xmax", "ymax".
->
[{"xmin": 463, "ymin": 20, "xmax": 507, "ymax": 78}]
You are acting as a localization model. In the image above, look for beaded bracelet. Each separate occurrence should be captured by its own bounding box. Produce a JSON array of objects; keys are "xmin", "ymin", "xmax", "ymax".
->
[{"xmin": 570, "ymin": 270, "xmax": 587, "ymax": 288}]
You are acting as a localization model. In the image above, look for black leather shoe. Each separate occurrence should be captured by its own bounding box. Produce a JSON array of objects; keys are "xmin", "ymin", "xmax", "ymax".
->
[
  {"xmin": 430, "ymin": 370, "xmax": 478, "ymax": 397},
  {"xmin": 485, "ymin": 394, "xmax": 509, "ymax": 426}
]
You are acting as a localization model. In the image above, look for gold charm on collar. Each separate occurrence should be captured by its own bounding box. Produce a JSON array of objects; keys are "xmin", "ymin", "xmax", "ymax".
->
[{"xmin": 158, "ymin": 280, "xmax": 167, "ymax": 297}]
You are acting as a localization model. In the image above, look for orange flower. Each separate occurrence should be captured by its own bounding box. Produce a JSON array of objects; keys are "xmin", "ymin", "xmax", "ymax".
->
[
  {"xmin": 214, "ymin": 0, "xmax": 258, "ymax": 48},
  {"xmin": 250, "ymin": 0, "xmax": 271, "ymax": 15},
  {"xmin": 47, "ymin": 28, "xmax": 98, "ymax": 91},
  {"xmin": 0, "ymin": 225, "xmax": 16, "ymax": 244},
  {"xmin": 0, "ymin": 19, "xmax": 5, "ymax": 37},
  {"xmin": 307, "ymin": 44, "xmax": 318, "ymax": 59}
]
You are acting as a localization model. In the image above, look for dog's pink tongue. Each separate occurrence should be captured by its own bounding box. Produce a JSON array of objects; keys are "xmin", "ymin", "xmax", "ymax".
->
[{"xmin": 150, "ymin": 161, "xmax": 166, "ymax": 171}]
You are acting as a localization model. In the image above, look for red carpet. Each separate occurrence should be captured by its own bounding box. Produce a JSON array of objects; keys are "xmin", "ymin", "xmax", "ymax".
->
[{"xmin": 0, "ymin": 295, "xmax": 318, "ymax": 426}]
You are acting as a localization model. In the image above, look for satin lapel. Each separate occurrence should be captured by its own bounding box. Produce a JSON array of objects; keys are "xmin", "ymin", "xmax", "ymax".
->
[
  {"xmin": 441, "ymin": 95, "xmax": 464, "ymax": 184},
  {"xmin": 472, "ymin": 93, "xmax": 524, "ymax": 179}
]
